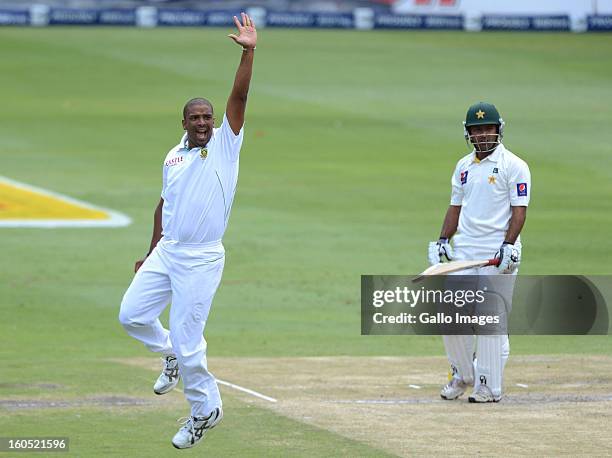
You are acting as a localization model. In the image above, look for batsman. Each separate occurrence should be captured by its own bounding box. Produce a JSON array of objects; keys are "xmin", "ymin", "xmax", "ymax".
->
[
  {"xmin": 118, "ymin": 14, "xmax": 256, "ymax": 448},
  {"xmin": 428, "ymin": 102, "xmax": 531, "ymax": 402}
]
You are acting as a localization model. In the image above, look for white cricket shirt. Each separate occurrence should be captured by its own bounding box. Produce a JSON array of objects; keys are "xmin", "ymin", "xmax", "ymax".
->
[
  {"xmin": 160, "ymin": 114, "xmax": 243, "ymax": 244},
  {"xmin": 450, "ymin": 144, "xmax": 530, "ymax": 253}
]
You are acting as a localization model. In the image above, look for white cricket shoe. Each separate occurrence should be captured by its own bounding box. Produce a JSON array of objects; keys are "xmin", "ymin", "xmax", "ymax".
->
[
  {"xmin": 171, "ymin": 408, "xmax": 223, "ymax": 449},
  {"xmin": 153, "ymin": 355, "xmax": 180, "ymax": 395},
  {"xmin": 440, "ymin": 377, "xmax": 472, "ymax": 400},
  {"xmin": 468, "ymin": 384, "xmax": 501, "ymax": 403}
]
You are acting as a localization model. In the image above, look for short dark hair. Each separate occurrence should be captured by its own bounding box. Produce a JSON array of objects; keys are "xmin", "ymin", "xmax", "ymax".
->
[{"xmin": 182, "ymin": 98, "xmax": 213, "ymax": 119}]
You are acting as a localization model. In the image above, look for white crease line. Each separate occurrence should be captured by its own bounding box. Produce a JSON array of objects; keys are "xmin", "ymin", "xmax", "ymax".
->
[
  {"xmin": 172, "ymin": 380, "xmax": 277, "ymax": 403},
  {"xmin": 516, "ymin": 383, "xmax": 529, "ymax": 388},
  {"xmin": 409, "ymin": 384, "xmax": 422, "ymax": 389},
  {"xmin": 217, "ymin": 379, "xmax": 277, "ymax": 403},
  {"xmin": 332, "ymin": 399, "xmax": 439, "ymax": 405},
  {"xmin": 172, "ymin": 379, "xmax": 278, "ymax": 402}
]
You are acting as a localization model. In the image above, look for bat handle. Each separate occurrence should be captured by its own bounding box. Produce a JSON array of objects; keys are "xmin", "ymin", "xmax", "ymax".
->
[{"xmin": 486, "ymin": 258, "xmax": 501, "ymax": 267}]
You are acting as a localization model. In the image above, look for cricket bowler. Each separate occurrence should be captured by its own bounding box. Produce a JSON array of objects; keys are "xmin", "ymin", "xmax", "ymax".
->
[
  {"xmin": 118, "ymin": 13, "xmax": 257, "ymax": 448},
  {"xmin": 428, "ymin": 102, "xmax": 531, "ymax": 402}
]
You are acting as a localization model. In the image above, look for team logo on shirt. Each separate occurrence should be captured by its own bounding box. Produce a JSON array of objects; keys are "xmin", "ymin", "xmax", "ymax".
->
[
  {"xmin": 517, "ymin": 183, "xmax": 528, "ymax": 197},
  {"xmin": 200, "ymin": 148, "xmax": 208, "ymax": 160},
  {"xmin": 488, "ymin": 176, "xmax": 496, "ymax": 184},
  {"xmin": 492, "ymin": 167, "xmax": 498, "ymax": 174},
  {"xmin": 460, "ymin": 171, "xmax": 468, "ymax": 185}
]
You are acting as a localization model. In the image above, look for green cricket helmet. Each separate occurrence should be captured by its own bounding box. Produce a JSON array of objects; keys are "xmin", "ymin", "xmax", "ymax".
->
[{"xmin": 463, "ymin": 102, "xmax": 505, "ymax": 151}]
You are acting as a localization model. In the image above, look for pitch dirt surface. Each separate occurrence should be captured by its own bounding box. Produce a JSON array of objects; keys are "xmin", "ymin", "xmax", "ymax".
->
[{"xmin": 117, "ymin": 355, "xmax": 612, "ymax": 456}]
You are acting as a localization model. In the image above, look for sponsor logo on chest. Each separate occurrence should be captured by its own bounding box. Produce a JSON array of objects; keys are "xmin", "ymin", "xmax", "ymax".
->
[{"xmin": 165, "ymin": 156, "xmax": 184, "ymax": 167}]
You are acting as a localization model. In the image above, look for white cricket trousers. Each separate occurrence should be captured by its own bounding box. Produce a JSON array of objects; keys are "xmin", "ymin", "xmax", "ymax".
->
[
  {"xmin": 119, "ymin": 238, "xmax": 225, "ymax": 417},
  {"xmin": 442, "ymin": 246, "xmax": 518, "ymax": 397}
]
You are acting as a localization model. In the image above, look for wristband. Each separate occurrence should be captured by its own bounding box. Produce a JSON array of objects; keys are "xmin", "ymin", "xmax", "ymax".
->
[{"xmin": 242, "ymin": 46, "xmax": 256, "ymax": 51}]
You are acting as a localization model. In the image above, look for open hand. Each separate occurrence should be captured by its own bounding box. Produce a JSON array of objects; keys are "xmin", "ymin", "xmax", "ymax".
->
[{"xmin": 228, "ymin": 12, "xmax": 257, "ymax": 50}]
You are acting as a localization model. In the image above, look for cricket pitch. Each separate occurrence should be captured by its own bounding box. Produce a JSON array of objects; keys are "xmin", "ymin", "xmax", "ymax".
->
[{"xmin": 117, "ymin": 355, "xmax": 612, "ymax": 456}]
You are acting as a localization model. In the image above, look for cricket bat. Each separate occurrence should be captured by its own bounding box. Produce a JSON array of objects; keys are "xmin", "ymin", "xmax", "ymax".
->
[{"xmin": 412, "ymin": 258, "xmax": 500, "ymax": 283}]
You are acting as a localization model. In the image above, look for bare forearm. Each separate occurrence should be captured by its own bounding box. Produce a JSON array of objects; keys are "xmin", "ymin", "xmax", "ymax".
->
[
  {"xmin": 504, "ymin": 206, "xmax": 527, "ymax": 244},
  {"xmin": 232, "ymin": 49, "xmax": 254, "ymax": 100},
  {"xmin": 440, "ymin": 205, "xmax": 461, "ymax": 239},
  {"xmin": 147, "ymin": 198, "xmax": 164, "ymax": 256},
  {"xmin": 226, "ymin": 49, "xmax": 254, "ymax": 134}
]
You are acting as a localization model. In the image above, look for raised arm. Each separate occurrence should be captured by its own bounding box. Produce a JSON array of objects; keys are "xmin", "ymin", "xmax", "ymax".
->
[{"xmin": 226, "ymin": 13, "xmax": 257, "ymax": 135}]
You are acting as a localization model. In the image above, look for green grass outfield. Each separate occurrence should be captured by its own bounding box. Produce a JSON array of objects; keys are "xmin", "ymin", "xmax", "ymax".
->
[{"xmin": 1, "ymin": 28, "xmax": 611, "ymax": 456}]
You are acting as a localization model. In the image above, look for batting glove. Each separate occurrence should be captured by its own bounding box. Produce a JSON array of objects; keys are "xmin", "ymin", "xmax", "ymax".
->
[
  {"xmin": 496, "ymin": 242, "xmax": 520, "ymax": 273},
  {"xmin": 428, "ymin": 238, "xmax": 454, "ymax": 266}
]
